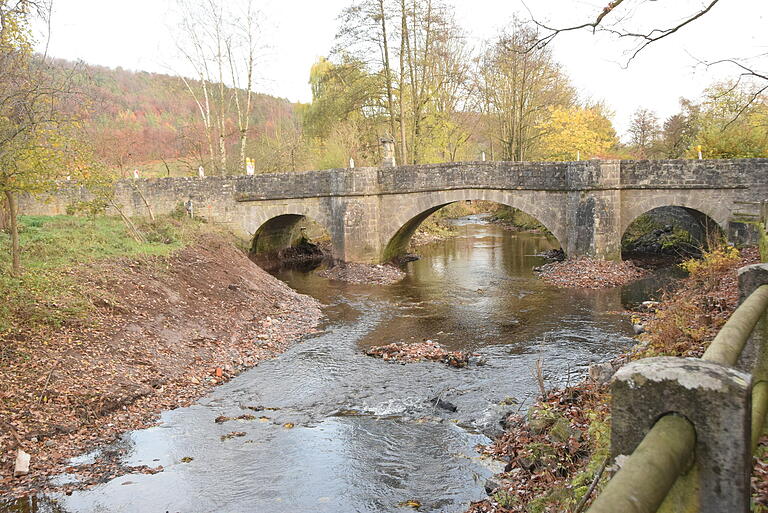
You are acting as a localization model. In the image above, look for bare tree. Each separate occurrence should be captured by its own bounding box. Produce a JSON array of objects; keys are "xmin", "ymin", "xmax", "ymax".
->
[
  {"xmin": 227, "ymin": 0, "xmax": 260, "ymax": 173},
  {"xmin": 628, "ymin": 107, "xmax": 660, "ymax": 156},
  {"xmin": 175, "ymin": 0, "xmax": 217, "ymax": 173},
  {"xmin": 522, "ymin": 0, "xmax": 722, "ymax": 62},
  {"xmin": 522, "ymin": 0, "xmax": 768, "ymax": 118},
  {"xmin": 476, "ymin": 20, "xmax": 575, "ymax": 162},
  {"xmin": 176, "ymin": 0, "xmax": 254, "ymax": 175},
  {"xmin": 336, "ymin": 0, "xmax": 400, "ymax": 162}
]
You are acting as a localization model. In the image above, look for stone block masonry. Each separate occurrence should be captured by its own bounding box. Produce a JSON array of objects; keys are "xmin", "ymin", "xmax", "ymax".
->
[{"xmin": 19, "ymin": 159, "xmax": 768, "ymax": 264}]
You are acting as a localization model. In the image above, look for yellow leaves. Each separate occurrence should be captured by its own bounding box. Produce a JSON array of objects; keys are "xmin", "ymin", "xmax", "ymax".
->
[
  {"xmin": 680, "ymin": 246, "xmax": 740, "ymax": 277},
  {"xmin": 0, "ymin": 4, "xmax": 35, "ymax": 55},
  {"xmin": 537, "ymin": 105, "xmax": 618, "ymax": 161}
]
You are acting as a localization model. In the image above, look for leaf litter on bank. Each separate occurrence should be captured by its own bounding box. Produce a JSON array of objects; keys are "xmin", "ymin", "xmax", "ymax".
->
[
  {"xmin": 317, "ymin": 262, "xmax": 405, "ymax": 285},
  {"xmin": 365, "ymin": 340, "xmax": 474, "ymax": 368},
  {"xmin": 467, "ymin": 246, "xmax": 767, "ymax": 512},
  {"xmin": 536, "ymin": 257, "xmax": 647, "ymax": 289}
]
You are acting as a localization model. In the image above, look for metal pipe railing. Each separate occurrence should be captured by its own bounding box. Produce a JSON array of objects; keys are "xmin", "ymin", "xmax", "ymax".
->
[
  {"xmin": 587, "ymin": 415, "xmax": 696, "ymax": 513},
  {"xmin": 702, "ymin": 284, "xmax": 768, "ymax": 365}
]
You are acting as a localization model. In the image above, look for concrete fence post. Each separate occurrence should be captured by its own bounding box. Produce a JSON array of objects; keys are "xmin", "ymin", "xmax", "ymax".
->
[
  {"xmin": 736, "ymin": 264, "xmax": 768, "ymax": 374},
  {"xmin": 610, "ymin": 357, "xmax": 752, "ymax": 513},
  {"xmin": 380, "ymin": 137, "xmax": 396, "ymax": 167},
  {"xmin": 738, "ymin": 264, "xmax": 768, "ymax": 304}
]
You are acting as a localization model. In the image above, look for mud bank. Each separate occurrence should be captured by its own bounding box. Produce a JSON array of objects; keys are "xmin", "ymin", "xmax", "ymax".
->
[{"xmin": 0, "ymin": 234, "xmax": 322, "ymax": 499}]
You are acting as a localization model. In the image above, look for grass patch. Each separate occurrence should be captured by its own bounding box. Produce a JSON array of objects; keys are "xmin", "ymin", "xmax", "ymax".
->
[{"xmin": 0, "ymin": 214, "xmax": 219, "ymax": 339}]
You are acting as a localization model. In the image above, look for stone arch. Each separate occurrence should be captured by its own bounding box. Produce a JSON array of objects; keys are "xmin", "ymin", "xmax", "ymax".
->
[
  {"xmin": 620, "ymin": 203, "xmax": 727, "ymax": 259},
  {"xmin": 379, "ymin": 189, "xmax": 566, "ymax": 262},
  {"xmin": 619, "ymin": 191, "xmax": 731, "ymax": 239},
  {"xmin": 247, "ymin": 204, "xmax": 334, "ymax": 264}
]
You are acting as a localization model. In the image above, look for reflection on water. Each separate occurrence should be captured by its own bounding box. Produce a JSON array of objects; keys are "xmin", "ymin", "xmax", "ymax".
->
[{"xmin": 8, "ymin": 217, "xmax": 670, "ymax": 513}]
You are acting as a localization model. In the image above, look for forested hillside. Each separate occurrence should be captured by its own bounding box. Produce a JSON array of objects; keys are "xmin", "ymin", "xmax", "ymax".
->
[{"xmin": 56, "ymin": 60, "xmax": 300, "ymax": 177}]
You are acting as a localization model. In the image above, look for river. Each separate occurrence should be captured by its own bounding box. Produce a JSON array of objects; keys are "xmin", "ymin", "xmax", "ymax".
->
[{"xmin": 8, "ymin": 215, "xmax": 667, "ymax": 513}]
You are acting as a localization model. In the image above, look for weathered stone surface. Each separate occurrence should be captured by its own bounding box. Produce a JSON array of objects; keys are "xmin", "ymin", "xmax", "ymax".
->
[
  {"xmin": 19, "ymin": 159, "xmax": 768, "ymax": 263},
  {"xmin": 736, "ymin": 264, "xmax": 768, "ymax": 376},
  {"xmin": 738, "ymin": 264, "xmax": 768, "ymax": 303},
  {"xmin": 611, "ymin": 357, "xmax": 752, "ymax": 513}
]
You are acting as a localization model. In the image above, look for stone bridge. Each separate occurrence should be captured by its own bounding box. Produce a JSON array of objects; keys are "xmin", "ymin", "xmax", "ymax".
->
[{"xmin": 22, "ymin": 159, "xmax": 768, "ymax": 263}]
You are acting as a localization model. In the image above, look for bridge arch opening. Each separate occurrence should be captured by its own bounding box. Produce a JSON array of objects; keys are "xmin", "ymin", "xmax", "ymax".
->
[
  {"xmin": 250, "ymin": 214, "xmax": 331, "ymax": 268},
  {"xmin": 621, "ymin": 206, "xmax": 725, "ymax": 261},
  {"xmin": 382, "ymin": 201, "xmax": 562, "ymax": 263}
]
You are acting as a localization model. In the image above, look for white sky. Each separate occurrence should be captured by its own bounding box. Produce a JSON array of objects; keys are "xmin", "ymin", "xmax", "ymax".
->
[{"xmin": 40, "ymin": 0, "xmax": 767, "ymax": 137}]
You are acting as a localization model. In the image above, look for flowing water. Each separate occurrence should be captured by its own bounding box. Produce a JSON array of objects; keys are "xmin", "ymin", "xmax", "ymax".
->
[{"xmin": 7, "ymin": 216, "xmax": 672, "ymax": 513}]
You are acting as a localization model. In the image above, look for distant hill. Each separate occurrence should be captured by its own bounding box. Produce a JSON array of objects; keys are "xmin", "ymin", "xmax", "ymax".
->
[{"xmin": 53, "ymin": 59, "xmax": 301, "ymax": 177}]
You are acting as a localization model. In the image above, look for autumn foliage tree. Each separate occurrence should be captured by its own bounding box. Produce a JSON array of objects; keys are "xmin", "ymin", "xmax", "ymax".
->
[
  {"xmin": 537, "ymin": 105, "xmax": 617, "ymax": 161},
  {"xmin": 693, "ymin": 81, "xmax": 768, "ymax": 158},
  {"xmin": 0, "ymin": 1, "xmax": 96, "ymax": 276}
]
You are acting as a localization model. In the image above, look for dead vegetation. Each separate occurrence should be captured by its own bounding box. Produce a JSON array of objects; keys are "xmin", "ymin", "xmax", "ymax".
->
[
  {"xmin": 537, "ymin": 257, "xmax": 647, "ymax": 289},
  {"xmin": 365, "ymin": 340, "xmax": 473, "ymax": 368},
  {"xmin": 469, "ymin": 245, "xmax": 767, "ymax": 512},
  {"xmin": 468, "ymin": 384, "xmax": 611, "ymax": 513}
]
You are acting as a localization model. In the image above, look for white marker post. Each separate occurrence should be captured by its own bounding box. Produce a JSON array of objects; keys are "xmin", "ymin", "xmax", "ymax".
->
[
  {"xmin": 246, "ymin": 158, "xmax": 255, "ymax": 176},
  {"xmin": 198, "ymin": 166, "xmax": 205, "ymax": 178}
]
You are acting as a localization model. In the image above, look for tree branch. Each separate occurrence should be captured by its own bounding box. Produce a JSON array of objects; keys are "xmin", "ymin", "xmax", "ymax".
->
[{"xmin": 523, "ymin": 0, "xmax": 721, "ymax": 63}]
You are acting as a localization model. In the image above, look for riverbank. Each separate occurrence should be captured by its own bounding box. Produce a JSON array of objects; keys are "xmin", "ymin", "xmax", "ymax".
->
[
  {"xmin": 0, "ymin": 217, "xmax": 322, "ymax": 499},
  {"xmin": 467, "ymin": 245, "xmax": 767, "ymax": 512}
]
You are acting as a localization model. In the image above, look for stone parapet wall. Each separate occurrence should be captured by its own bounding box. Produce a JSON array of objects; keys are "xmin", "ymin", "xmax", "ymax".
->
[
  {"xmin": 17, "ymin": 159, "xmax": 768, "ymax": 263},
  {"xmin": 620, "ymin": 159, "xmax": 768, "ymax": 187}
]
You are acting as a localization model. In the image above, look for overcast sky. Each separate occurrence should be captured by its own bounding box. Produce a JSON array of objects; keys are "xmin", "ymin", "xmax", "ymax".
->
[{"xmin": 40, "ymin": 0, "xmax": 767, "ymax": 137}]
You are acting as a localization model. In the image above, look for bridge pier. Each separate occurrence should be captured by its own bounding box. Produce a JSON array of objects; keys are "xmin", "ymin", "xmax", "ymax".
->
[{"xmin": 329, "ymin": 195, "xmax": 383, "ymax": 263}]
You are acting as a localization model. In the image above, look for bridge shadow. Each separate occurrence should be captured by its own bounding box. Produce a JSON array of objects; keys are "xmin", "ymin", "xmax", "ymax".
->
[
  {"xmin": 621, "ymin": 206, "xmax": 726, "ymax": 262},
  {"xmin": 250, "ymin": 214, "xmax": 331, "ymax": 270}
]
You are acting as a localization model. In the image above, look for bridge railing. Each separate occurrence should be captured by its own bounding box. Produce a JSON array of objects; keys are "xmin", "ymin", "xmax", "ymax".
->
[{"xmin": 587, "ymin": 264, "xmax": 768, "ymax": 513}]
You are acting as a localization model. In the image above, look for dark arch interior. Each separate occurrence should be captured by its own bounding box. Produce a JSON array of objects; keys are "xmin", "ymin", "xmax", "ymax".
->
[
  {"xmin": 251, "ymin": 214, "xmax": 330, "ymax": 267},
  {"xmin": 621, "ymin": 206, "xmax": 724, "ymax": 261},
  {"xmin": 383, "ymin": 201, "xmax": 560, "ymax": 263}
]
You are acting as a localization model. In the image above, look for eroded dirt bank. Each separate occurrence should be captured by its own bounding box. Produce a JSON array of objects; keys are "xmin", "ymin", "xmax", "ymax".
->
[{"xmin": 0, "ymin": 234, "xmax": 322, "ymax": 499}]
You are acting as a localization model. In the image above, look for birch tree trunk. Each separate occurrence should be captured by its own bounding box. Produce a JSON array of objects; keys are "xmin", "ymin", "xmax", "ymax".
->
[
  {"xmin": 378, "ymin": 0, "xmax": 398, "ymax": 163},
  {"xmin": 398, "ymin": 0, "xmax": 409, "ymax": 164}
]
